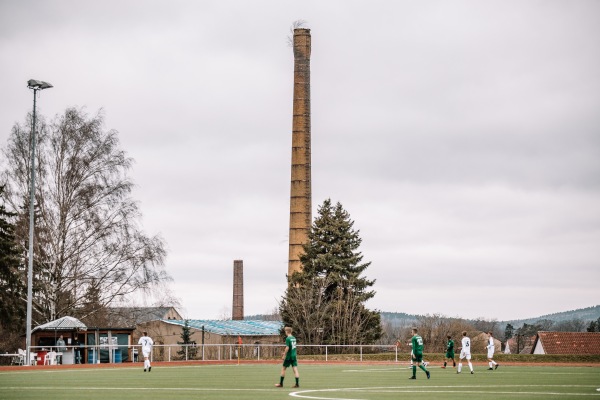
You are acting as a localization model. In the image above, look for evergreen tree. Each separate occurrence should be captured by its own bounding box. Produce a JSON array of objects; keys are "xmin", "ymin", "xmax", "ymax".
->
[
  {"xmin": 0, "ymin": 185, "xmax": 26, "ymax": 330},
  {"xmin": 177, "ymin": 319, "xmax": 197, "ymax": 359},
  {"xmin": 504, "ymin": 323, "xmax": 514, "ymax": 341},
  {"xmin": 280, "ymin": 199, "xmax": 382, "ymax": 347},
  {"xmin": 587, "ymin": 318, "xmax": 600, "ymax": 332}
]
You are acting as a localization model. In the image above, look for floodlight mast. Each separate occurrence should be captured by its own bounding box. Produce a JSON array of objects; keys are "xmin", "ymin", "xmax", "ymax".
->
[{"xmin": 25, "ymin": 79, "xmax": 53, "ymax": 366}]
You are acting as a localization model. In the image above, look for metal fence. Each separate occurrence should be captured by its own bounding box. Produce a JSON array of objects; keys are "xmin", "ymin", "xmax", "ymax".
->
[{"xmin": 25, "ymin": 344, "xmax": 403, "ymax": 364}]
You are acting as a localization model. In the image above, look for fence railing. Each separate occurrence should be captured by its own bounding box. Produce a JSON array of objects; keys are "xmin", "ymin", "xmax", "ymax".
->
[{"xmin": 24, "ymin": 344, "xmax": 404, "ymax": 364}]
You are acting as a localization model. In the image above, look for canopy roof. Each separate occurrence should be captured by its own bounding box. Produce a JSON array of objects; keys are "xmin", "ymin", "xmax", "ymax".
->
[
  {"xmin": 163, "ymin": 319, "xmax": 282, "ymax": 336},
  {"xmin": 32, "ymin": 316, "xmax": 87, "ymax": 332}
]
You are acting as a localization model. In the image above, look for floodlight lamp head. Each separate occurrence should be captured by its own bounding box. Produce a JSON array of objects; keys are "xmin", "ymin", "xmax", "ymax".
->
[{"xmin": 27, "ymin": 79, "xmax": 53, "ymax": 90}]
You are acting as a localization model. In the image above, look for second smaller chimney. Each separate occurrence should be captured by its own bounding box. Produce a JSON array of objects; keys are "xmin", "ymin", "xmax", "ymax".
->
[{"xmin": 232, "ymin": 260, "xmax": 244, "ymax": 320}]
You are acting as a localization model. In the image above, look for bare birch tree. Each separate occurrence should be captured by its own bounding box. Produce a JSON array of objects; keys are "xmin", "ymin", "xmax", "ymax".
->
[{"xmin": 1, "ymin": 107, "xmax": 169, "ymax": 325}]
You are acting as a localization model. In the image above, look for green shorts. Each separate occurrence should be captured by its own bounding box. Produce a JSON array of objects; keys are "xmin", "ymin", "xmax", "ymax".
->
[
  {"xmin": 412, "ymin": 353, "xmax": 423, "ymax": 363},
  {"xmin": 446, "ymin": 351, "xmax": 455, "ymax": 358},
  {"xmin": 283, "ymin": 358, "xmax": 298, "ymax": 368}
]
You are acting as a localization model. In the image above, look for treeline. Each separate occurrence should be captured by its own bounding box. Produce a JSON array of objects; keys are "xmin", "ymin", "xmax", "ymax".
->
[{"xmin": 378, "ymin": 313, "xmax": 600, "ymax": 353}]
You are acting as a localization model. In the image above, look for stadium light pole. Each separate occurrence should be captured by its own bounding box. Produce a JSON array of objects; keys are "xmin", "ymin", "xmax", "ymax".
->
[{"xmin": 25, "ymin": 79, "xmax": 53, "ymax": 366}]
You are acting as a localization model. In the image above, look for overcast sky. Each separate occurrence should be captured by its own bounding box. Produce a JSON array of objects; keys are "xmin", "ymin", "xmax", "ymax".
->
[{"xmin": 1, "ymin": 0, "xmax": 599, "ymax": 321}]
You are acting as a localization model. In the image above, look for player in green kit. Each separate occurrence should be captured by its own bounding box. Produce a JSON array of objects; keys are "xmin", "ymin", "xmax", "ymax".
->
[
  {"xmin": 275, "ymin": 326, "xmax": 300, "ymax": 388},
  {"xmin": 408, "ymin": 327, "xmax": 430, "ymax": 380},
  {"xmin": 442, "ymin": 334, "xmax": 456, "ymax": 368}
]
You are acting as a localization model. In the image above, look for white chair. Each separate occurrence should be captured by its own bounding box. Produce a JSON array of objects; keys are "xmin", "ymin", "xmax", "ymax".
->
[
  {"xmin": 22, "ymin": 350, "xmax": 37, "ymax": 365},
  {"xmin": 44, "ymin": 351, "xmax": 57, "ymax": 365},
  {"xmin": 14, "ymin": 349, "xmax": 25, "ymax": 365}
]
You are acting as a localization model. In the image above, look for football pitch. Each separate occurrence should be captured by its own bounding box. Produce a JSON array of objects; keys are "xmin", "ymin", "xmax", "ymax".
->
[{"xmin": 1, "ymin": 364, "xmax": 599, "ymax": 400}]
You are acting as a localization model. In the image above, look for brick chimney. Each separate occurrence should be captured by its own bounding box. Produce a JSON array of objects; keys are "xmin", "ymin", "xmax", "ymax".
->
[
  {"xmin": 288, "ymin": 27, "xmax": 312, "ymax": 280},
  {"xmin": 232, "ymin": 260, "xmax": 244, "ymax": 320}
]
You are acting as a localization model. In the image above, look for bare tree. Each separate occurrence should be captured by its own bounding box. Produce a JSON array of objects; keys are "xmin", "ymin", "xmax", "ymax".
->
[
  {"xmin": 415, "ymin": 314, "xmax": 475, "ymax": 353},
  {"xmin": 279, "ymin": 277, "xmax": 332, "ymax": 347},
  {"xmin": 554, "ymin": 318, "xmax": 586, "ymax": 332},
  {"xmin": 1, "ymin": 107, "xmax": 169, "ymax": 325}
]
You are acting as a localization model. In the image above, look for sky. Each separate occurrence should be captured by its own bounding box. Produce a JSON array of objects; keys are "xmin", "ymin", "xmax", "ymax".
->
[{"xmin": 1, "ymin": 0, "xmax": 599, "ymax": 322}]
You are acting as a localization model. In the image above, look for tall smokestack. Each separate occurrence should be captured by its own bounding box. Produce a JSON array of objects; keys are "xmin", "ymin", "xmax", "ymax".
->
[
  {"xmin": 288, "ymin": 27, "xmax": 312, "ymax": 280},
  {"xmin": 232, "ymin": 260, "xmax": 244, "ymax": 320}
]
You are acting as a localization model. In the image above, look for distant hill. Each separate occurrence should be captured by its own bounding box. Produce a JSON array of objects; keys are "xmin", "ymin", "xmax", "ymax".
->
[
  {"xmin": 379, "ymin": 312, "xmax": 418, "ymax": 327},
  {"xmin": 247, "ymin": 305, "xmax": 600, "ymax": 329},
  {"xmin": 379, "ymin": 305, "xmax": 600, "ymax": 329},
  {"xmin": 503, "ymin": 305, "xmax": 600, "ymax": 327}
]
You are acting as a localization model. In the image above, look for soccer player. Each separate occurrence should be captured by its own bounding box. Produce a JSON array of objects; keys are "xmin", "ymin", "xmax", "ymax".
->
[
  {"xmin": 486, "ymin": 331, "xmax": 499, "ymax": 370},
  {"xmin": 442, "ymin": 334, "xmax": 456, "ymax": 368},
  {"xmin": 399, "ymin": 339, "xmax": 429, "ymax": 368},
  {"xmin": 410, "ymin": 347, "xmax": 429, "ymax": 368},
  {"xmin": 138, "ymin": 331, "xmax": 154, "ymax": 372},
  {"xmin": 457, "ymin": 331, "xmax": 474, "ymax": 374},
  {"xmin": 275, "ymin": 326, "xmax": 300, "ymax": 388},
  {"xmin": 408, "ymin": 327, "xmax": 430, "ymax": 380}
]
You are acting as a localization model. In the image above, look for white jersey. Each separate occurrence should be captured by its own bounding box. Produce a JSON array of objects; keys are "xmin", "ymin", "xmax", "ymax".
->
[
  {"xmin": 487, "ymin": 337, "xmax": 495, "ymax": 357},
  {"xmin": 138, "ymin": 336, "xmax": 154, "ymax": 355},
  {"xmin": 461, "ymin": 336, "xmax": 471, "ymax": 355}
]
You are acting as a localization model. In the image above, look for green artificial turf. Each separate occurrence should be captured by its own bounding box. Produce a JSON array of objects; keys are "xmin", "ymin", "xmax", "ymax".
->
[{"xmin": 1, "ymin": 364, "xmax": 599, "ymax": 399}]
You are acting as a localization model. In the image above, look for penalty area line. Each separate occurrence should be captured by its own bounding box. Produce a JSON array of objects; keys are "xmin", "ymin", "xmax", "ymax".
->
[{"xmin": 289, "ymin": 386, "xmax": 600, "ymax": 400}]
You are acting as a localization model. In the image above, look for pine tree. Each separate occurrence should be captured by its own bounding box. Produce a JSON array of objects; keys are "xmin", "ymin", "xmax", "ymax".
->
[
  {"xmin": 281, "ymin": 199, "xmax": 382, "ymax": 346},
  {"xmin": 0, "ymin": 185, "xmax": 26, "ymax": 330},
  {"xmin": 504, "ymin": 323, "xmax": 515, "ymax": 341},
  {"xmin": 587, "ymin": 318, "xmax": 600, "ymax": 332},
  {"xmin": 177, "ymin": 319, "xmax": 197, "ymax": 359}
]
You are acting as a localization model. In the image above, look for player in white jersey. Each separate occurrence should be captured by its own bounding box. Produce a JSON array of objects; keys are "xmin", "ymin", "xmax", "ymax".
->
[
  {"xmin": 457, "ymin": 331, "xmax": 474, "ymax": 374},
  {"xmin": 486, "ymin": 332, "xmax": 499, "ymax": 370},
  {"xmin": 138, "ymin": 331, "xmax": 154, "ymax": 372}
]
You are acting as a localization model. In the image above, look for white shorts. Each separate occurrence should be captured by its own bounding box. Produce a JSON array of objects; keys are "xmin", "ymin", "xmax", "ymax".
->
[
  {"xmin": 142, "ymin": 350, "xmax": 151, "ymax": 358},
  {"xmin": 487, "ymin": 349, "xmax": 495, "ymax": 358},
  {"xmin": 460, "ymin": 350, "xmax": 471, "ymax": 360}
]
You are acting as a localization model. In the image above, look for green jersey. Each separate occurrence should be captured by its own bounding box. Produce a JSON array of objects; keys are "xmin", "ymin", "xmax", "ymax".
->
[
  {"xmin": 447, "ymin": 339, "xmax": 454, "ymax": 352},
  {"xmin": 285, "ymin": 335, "xmax": 297, "ymax": 360},
  {"xmin": 411, "ymin": 334, "xmax": 424, "ymax": 355}
]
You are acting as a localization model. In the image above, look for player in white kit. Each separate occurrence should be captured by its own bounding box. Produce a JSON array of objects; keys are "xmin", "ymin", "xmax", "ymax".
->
[
  {"xmin": 486, "ymin": 331, "xmax": 499, "ymax": 370},
  {"xmin": 457, "ymin": 331, "xmax": 474, "ymax": 374},
  {"xmin": 138, "ymin": 331, "xmax": 154, "ymax": 372}
]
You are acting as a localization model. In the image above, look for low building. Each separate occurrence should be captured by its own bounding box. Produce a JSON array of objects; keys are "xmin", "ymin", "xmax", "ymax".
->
[
  {"xmin": 136, "ymin": 319, "xmax": 283, "ymax": 361},
  {"xmin": 31, "ymin": 316, "xmax": 135, "ymax": 364},
  {"xmin": 472, "ymin": 332, "xmax": 502, "ymax": 353},
  {"xmin": 532, "ymin": 331, "xmax": 600, "ymax": 355},
  {"xmin": 504, "ymin": 335, "xmax": 536, "ymax": 354},
  {"xmin": 107, "ymin": 306, "xmax": 183, "ymax": 327}
]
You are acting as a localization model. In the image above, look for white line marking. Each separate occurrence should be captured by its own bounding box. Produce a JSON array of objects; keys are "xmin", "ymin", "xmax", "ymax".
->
[{"xmin": 289, "ymin": 386, "xmax": 600, "ymax": 400}]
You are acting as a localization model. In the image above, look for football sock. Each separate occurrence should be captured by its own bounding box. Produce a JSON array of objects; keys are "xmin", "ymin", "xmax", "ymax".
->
[
  {"xmin": 458, "ymin": 363, "xmax": 462, "ymax": 373},
  {"xmin": 412, "ymin": 366, "xmax": 416, "ymax": 377},
  {"xmin": 468, "ymin": 361, "xmax": 473, "ymax": 371},
  {"xmin": 295, "ymin": 377, "xmax": 299, "ymax": 386},
  {"xmin": 279, "ymin": 376, "xmax": 284, "ymax": 385},
  {"xmin": 443, "ymin": 362, "xmax": 447, "ymax": 367},
  {"xmin": 492, "ymin": 360, "xmax": 497, "ymax": 366},
  {"xmin": 419, "ymin": 365, "xmax": 427, "ymax": 372},
  {"xmin": 489, "ymin": 362, "xmax": 493, "ymax": 368}
]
